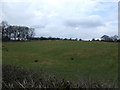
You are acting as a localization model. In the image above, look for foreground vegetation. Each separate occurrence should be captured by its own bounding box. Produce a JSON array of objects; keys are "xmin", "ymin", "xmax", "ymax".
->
[{"xmin": 2, "ymin": 64, "xmax": 118, "ymax": 88}]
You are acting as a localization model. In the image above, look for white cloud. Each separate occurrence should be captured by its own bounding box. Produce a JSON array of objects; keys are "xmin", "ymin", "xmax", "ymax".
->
[{"xmin": 1, "ymin": 0, "xmax": 118, "ymax": 39}]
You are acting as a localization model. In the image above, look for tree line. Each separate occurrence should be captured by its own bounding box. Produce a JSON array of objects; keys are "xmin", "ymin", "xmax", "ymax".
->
[
  {"xmin": 31, "ymin": 36, "xmax": 120, "ymax": 42},
  {"xmin": 30, "ymin": 37, "xmax": 80, "ymax": 41},
  {"xmin": 0, "ymin": 21, "xmax": 35, "ymax": 41},
  {"xmin": 30, "ymin": 35, "xmax": 120, "ymax": 42},
  {"xmin": 1, "ymin": 21, "xmax": 119, "ymax": 42}
]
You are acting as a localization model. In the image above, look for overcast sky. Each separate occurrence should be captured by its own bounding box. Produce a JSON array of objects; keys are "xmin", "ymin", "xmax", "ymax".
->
[{"xmin": 1, "ymin": 0, "xmax": 119, "ymax": 40}]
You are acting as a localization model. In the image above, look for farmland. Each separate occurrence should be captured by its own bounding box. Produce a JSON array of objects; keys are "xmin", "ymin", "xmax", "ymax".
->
[{"xmin": 2, "ymin": 41, "xmax": 118, "ymax": 81}]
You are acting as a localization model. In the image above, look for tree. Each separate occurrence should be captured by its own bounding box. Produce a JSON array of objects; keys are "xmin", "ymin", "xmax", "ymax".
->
[
  {"xmin": 92, "ymin": 38, "xmax": 95, "ymax": 41},
  {"xmin": 1, "ymin": 21, "xmax": 35, "ymax": 41},
  {"xmin": 75, "ymin": 38, "xmax": 78, "ymax": 41},
  {"xmin": 1, "ymin": 21, "xmax": 10, "ymax": 41},
  {"xmin": 79, "ymin": 39, "xmax": 82, "ymax": 41},
  {"xmin": 96, "ymin": 39, "xmax": 99, "ymax": 41},
  {"xmin": 101, "ymin": 35, "xmax": 113, "ymax": 42},
  {"xmin": 110, "ymin": 35, "xmax": 119, "ymax": 42},
  {"xmin": 27, "ymin": 28, "xmax": 35, "ymax": 40},
  {"xmin": 101, "ymin": 35, "xmax": 119, "ymax": 42}
]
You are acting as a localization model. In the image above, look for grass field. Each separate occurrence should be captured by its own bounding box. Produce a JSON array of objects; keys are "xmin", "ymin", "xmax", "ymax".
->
[{"xmin": 2, "ymin": 41, "xmax": 118, "ymax": 82}]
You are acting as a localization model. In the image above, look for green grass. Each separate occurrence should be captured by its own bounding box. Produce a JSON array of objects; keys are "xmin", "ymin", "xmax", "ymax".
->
[{"xmin": 2, "ymin": 41, "xmax": 118, "ymax": 81}]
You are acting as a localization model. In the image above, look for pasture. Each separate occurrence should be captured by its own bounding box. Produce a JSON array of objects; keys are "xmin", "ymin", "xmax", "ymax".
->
[{"xmin": 2, "ymin": 41, "xmax": 118, "ymax": 81}]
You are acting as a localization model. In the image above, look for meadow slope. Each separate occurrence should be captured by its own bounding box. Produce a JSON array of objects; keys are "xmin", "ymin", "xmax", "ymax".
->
[{"xmin": 2, "ymin": 41, "xmax": 118, "ymax": 81}]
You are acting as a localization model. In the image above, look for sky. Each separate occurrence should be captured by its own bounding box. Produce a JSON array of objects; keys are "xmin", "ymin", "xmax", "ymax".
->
[{"xmin": 1, "ymin": 0, "xmax": 119, "ymax": 40}]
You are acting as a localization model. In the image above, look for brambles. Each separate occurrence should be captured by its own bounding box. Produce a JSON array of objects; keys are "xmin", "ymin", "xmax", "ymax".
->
[{"xmin": 2, "ymin": 64, "xmax": 118, "ymax": 89}]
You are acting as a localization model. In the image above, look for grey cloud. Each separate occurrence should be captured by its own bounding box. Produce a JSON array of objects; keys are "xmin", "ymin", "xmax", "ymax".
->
[
  {"xmin": 65, "ymin": 19, "xmax": 105, "ymax": 28},
  {"xmin": 32, "ymin": 25, "xmax": 46, "ymax": 29}
]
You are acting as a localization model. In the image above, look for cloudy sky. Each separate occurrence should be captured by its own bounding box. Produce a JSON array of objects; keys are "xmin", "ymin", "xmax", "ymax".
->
[{"xmin": 1, "ymin": 0, "xmax": 119, "ymax": 40}]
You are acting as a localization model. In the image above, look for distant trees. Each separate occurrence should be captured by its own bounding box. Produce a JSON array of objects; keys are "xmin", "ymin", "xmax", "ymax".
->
[
  {"xmin": 101, "ymin": 35, "xmax": 119, "ymax": 42},
  {"xmin": 31, "ymin": 37, "xmax": 64, "ymax": 41},
  {"xmin": 92, "ymin": 38, "xmax": 95, "ymax": 41},
  {"xmin": 1, "ymin": 21, "xmax": 120, "ymax": 42},
  {"xmin": 79, "ymin": 39, "xmax": 82, "ymax": 41},
  {"xmin": 1, "ymin": 21, "xmax": 35, "ymax": 41},
  {"xmin": 111, "ymin": 35, "xmax": 119, "ymax": 42},
  {"xmin": 30, "ymin": 37, "xmax": 81, "ymax": 41},
  {"xmin": 101, "ymin": 35, "xmax": 112, "ymax": 42}
]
